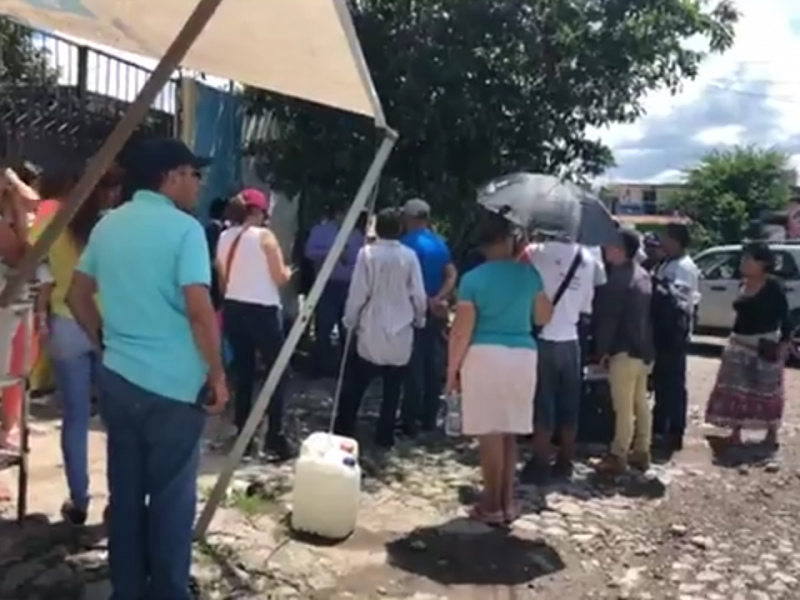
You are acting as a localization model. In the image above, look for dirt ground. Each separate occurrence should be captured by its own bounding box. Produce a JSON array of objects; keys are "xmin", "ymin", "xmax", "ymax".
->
[{"xmin": 1, "ymin": 339, "xmax": 799, "ymax": 600}]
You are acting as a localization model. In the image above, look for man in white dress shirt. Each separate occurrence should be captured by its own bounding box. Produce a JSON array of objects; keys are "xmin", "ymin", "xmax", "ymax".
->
[{"xmin": 333, "ymin": 208, "xmax": 427, "ymax": 448}]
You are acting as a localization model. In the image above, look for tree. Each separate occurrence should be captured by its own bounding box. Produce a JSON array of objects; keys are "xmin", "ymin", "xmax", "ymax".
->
[
  {"xmin": 0, "ymin": 18, "xmax": 59, "ymax": 87},
  {"xmin": 245, "ymin": 0, "xmax": 738, "ymax": 229},
  {"xmin": 671, "ymin": 146, "xmax": 792, "ymax": 247}
]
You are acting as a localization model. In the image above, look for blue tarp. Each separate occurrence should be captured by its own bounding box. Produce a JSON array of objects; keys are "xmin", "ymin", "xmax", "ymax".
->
[{"xmin": 192, "ymin": 83, "xmax": 243, "ymax": 222}]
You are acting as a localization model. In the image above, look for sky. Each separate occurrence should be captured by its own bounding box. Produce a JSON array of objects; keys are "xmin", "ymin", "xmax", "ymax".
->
[
  {"xmin": 36, "ymin": 0, "xmax": 800, "ymax": 185},
  {"xmin": 594, "ymin": 0, "xmax": 800, "ymax": 184}
]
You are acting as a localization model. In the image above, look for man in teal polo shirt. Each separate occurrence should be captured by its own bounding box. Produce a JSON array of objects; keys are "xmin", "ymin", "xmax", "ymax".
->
[
  {"xmin": 67, "ymin": 138, "xmax": 227, "ymax": 600},
  {"xmin": 400, "ymin": 198, "xmax": 457, "ymax": 432}
]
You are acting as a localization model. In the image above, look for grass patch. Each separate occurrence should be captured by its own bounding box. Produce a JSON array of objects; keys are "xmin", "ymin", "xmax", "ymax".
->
[{"xmin": 227, "ymin": 489, "xmax": 273, "ymax": 516}]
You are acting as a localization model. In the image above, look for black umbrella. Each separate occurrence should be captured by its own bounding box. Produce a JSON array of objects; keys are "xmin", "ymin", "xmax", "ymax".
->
[{"xmin": 477, "ymin": 173, "xmax": 620, "ymax": 246}]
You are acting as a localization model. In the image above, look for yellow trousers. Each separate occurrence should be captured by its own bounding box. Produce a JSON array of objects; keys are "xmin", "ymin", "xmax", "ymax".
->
[{"xmin": 608, "ymin": 353, "xmax": 652, "ymax": 459}]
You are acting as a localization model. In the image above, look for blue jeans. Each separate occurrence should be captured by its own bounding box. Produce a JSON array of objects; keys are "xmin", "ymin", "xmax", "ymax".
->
[
  {"xmin": 97, "ymin": 365, "xmax": 205, "ymax": 600},
  {"xmin": 533, "ymin": 339, "xmax": 582, "ymax": 431},
  {"xmin": 313, "ymin": 280, "xmax": 349, "ymax": 373},
  {"xmin": 402, "ymin": 313, "xmax": 446, "ymax": 430},
  {"xmin": 49, "ymin": 315, "xmax": 97, "ymax": 512}
]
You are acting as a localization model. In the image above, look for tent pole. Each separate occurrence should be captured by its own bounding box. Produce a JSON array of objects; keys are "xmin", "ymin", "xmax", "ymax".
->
[
  {"xmin": 194, "ymin": 127, "xmax": 399, "ymax": 539},
  {"xmin": 0, "ymin": 0, "xmax": 226, "ymax": 308}
]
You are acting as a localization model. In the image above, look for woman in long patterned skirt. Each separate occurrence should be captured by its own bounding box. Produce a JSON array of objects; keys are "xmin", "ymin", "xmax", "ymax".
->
[{"xmin": 705, "ymin": 242, "xmax": 790, "ymax": 447}]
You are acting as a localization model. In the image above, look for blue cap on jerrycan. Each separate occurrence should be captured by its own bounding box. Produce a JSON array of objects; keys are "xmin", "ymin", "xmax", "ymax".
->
[{"xmin": 342, "ymin": 456, "xmax": 357, "ymax": 468}]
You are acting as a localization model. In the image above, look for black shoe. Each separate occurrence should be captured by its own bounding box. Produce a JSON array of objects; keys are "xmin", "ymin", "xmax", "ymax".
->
[
  {"xmin": 398, "ymin": 421, "xmax": 418, "ymax": 438},
  {"xmin": 420, "ymin": 420, "xmax": 438, "ymax": 433},
  {"xmin": 60, "ymin": 500, "xmax": 88, "ymax": 526},
  {"xmin": 520, "ymin": 459, "xmax": 550, "ymax": 485},
  {"xmin": 552, "ymin": 458, "xmax": 574, "ymax": 480},
  {"xmin": 264, "ymin": 436, "xmax": 296, "ymax": 462},
  {"xmin": 374, "ymin": 432, "xmax": 395, "ymax": 449}
]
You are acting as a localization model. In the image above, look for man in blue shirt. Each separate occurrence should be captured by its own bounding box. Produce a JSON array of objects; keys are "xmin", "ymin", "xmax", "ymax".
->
[
  {"xmin": 400, "ymin": 198, "xmax": 457, "ymax": 432},
  {"xmin": 304, "ymin": 205, "xmax": 365, "ymax": 377},
  {"xmin": 67, "ymin": 138, "xmax": 227, "ymax": 600}
]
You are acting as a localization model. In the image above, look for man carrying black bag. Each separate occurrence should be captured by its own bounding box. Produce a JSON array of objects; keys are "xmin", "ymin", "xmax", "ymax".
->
[{"xmin": 651, "ymin": 224, "xmax": 699, "ymax": 454}]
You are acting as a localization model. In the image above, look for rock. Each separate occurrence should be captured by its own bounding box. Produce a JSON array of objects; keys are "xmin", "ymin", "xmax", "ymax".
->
[
  {"xmin": 774, "ymin": 571, "xmax": 798, "ymax": 586},
  {"xmin": 740, "ymin": 564, "xmax": 760, "ymax": 575},
  {"xmin": 678, "ymin": 582, "xmax": 706, "ymax": 594},
  {"xmin": 689, "ymin": 535, "xmax": 714, "ymax": 551},
  {"xmin": 696, "ymin": 570, "xmax": 723, "ymax": 583},
  {"xmin": 543, "ymin": 526, "xmax": 569, "ymax": 538},
  {"xmin": 554, "ymin": 501, "xmax": 584, "ymax": 517},
  {"xmin": 573, "ymin": 534, "xmax": 595, "ymax": 543},
  {"xmin": 669, "ymin": 524, "xmax": 688, "ymax": 537}
]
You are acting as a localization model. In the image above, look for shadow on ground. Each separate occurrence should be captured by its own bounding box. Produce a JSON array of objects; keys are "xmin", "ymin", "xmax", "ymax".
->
[
  {"xmin": 384, "ymin": 520, "xmax": 565, "ymax": 586},
  {"xmin": 0, "ymin": 513, "xmax": 107, "ymax": 600},
  {"xmin": 706, "ymin": 434, "xmax": 779, "ymax": 468}
]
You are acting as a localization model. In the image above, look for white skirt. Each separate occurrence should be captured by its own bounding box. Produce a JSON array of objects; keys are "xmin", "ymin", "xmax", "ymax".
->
[{"xmin": 460, "ymin": 344, "xmax": 537, "ymax": 436}]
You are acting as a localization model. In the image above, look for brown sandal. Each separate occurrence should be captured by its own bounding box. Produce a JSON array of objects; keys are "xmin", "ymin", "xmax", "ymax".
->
[{"xmin": 467, "ymin": 504, "xmax": 505, "ymax": 525}]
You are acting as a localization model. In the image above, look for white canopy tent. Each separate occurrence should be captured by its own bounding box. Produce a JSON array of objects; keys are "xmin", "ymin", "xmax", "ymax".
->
[
  {"xmin": 0, "ymin": 0, "xmax": 397, "ymax": 537},
  {"xmin": 0, "ymin": 0, "xmax": 385, "ymax": 123}
]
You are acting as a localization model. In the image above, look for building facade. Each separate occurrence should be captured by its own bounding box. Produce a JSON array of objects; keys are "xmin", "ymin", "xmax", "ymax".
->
[{"xmin": 602, "ymin": 182, "xmax": 684, "ymax": 216}]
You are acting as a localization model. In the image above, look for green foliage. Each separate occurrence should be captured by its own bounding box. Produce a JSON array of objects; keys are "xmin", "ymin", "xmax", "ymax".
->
[
  {"xmin": 245, "ymin": 0, "xmax": 738, "ymax": 230},
  {"xmin": 0, "ymin": 18, "xmax": 59, "ymax": 87},
  {"xmin": 671, "ymin": 146, "xmax": 791, "ymax": 247}
]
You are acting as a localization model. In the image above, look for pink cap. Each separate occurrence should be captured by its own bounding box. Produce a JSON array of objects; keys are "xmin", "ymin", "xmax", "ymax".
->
[{"xmin": 239, "ymin": 188, "xmax": 269, "ymax": 212}]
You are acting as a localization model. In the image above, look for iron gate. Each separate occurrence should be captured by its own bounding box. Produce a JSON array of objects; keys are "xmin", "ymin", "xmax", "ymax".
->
[{"xmin": 0, "ymin": 26, "xmax": 179, "ymax": 172}]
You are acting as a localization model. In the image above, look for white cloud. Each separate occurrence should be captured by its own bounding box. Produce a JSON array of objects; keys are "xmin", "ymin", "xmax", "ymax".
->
[
  {"xmin": 598, "ymin": 0, "xmax": 800, "ymax": 182},
  {"xmin": 692, "ymin": 124, "xmax": 745, "ymax": 146}
]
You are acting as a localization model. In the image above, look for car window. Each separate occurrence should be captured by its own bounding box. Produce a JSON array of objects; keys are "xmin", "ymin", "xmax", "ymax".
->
[
  {"xmin": 774, "ymin": 251, "xmax": 800, "ymax": 280},
  {"xmin": 697, "ymin": 251, "xmax": 741, "ymax": 280}
]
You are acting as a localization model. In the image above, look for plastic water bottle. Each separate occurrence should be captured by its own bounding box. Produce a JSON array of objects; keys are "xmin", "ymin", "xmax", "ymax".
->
[{"xmin": 443, "ymin": 392, "xmax": 462, "ymax": 437}]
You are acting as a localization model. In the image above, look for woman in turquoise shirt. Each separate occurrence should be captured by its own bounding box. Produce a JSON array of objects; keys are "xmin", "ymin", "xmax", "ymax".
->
[{"xmin": 446, "ymin": 212, "xmax": 552, "ymax": 525}]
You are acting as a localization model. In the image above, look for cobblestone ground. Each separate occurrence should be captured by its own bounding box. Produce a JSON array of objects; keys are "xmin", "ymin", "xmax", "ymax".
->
[{"xmin": 1, "ymin": 341, "xmax": 799, "ymax": 599}]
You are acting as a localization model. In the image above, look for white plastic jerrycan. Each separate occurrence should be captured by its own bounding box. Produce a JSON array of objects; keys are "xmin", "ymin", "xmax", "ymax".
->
[{"xmin": 291, "ymin": 432, "xmax": 361, "ymax": 540}]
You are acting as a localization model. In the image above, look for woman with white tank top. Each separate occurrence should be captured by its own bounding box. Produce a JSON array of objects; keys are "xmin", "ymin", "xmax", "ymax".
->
[{"xmin": 216, "ymin": 189, "xmax": 294, "ymax": 460}]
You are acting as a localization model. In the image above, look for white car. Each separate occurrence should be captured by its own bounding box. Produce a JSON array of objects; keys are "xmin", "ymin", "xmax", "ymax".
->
[{"xmin": 693, "ymin": 243, "xmax": 800, "ymax": 341}]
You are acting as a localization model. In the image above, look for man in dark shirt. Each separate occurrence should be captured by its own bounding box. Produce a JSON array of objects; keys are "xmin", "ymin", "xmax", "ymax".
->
[
  {"xmin": 593, "ymin": 229, "xmax": 655, "ymax": 474},
  {"xmin": 205, "ymin": 197, "xmax": 229, "ymax": 310}
]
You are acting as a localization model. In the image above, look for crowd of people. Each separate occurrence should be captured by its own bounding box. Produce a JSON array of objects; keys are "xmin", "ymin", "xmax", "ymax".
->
[
  {"xmin": 315, "ymin": 203, "xmax": 792, "ymax": 523},
  {"xmin": 0, "ymin": 133, "xmax": 793, "ymax": 597}
]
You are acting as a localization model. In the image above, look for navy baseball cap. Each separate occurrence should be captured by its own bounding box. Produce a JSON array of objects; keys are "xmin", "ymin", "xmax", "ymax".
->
[{"xmin": 126, "ymin": 137, "xmax": 211, "ymax": 180}]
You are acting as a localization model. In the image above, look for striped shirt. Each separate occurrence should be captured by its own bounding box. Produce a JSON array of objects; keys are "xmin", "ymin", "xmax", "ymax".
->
[{"xmin": 343, "ymin": 240, "xmax": 427, "ymax": 366}]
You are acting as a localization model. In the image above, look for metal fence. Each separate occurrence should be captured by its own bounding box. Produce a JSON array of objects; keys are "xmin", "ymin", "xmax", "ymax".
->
[{"xmin": 0, "ymin": 27, "xmax": 179, "ymax": 171}]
